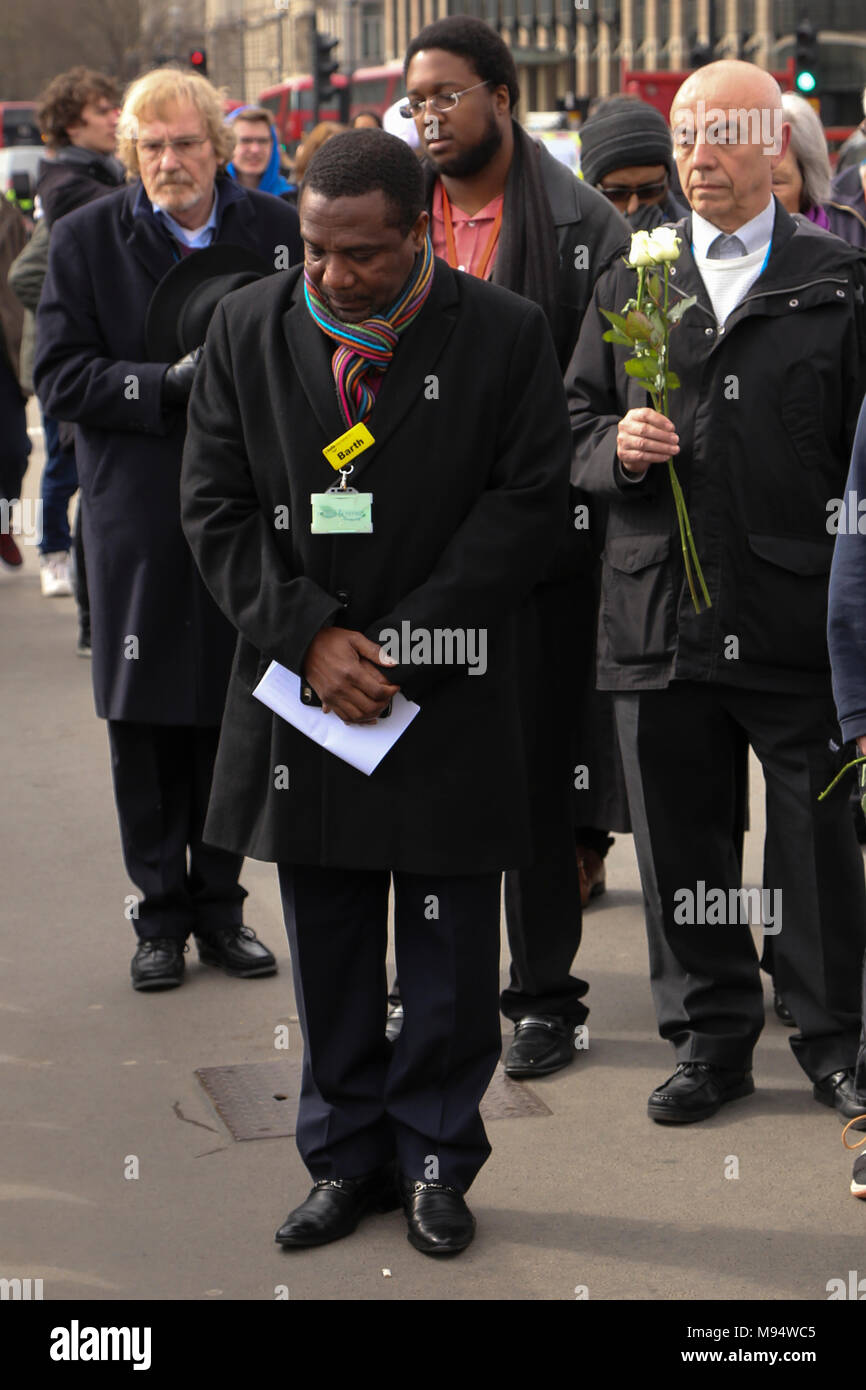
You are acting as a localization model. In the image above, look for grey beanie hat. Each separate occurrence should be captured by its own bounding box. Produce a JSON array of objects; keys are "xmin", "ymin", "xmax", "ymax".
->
[{"xmin": 579, "ymin": 97, "xmax": 673, "ymax": 186}]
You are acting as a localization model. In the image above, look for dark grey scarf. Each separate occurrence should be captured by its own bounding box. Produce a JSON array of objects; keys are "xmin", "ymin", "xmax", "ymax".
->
[{"xmin": 423, "ymin": 118, "xmax": 559, "ymax": 334}]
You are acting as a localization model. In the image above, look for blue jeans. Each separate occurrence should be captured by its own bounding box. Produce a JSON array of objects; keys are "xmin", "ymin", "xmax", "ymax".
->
[{"xmin": 39, "ymin": 414, "xmax": 78, "ymax": 554}]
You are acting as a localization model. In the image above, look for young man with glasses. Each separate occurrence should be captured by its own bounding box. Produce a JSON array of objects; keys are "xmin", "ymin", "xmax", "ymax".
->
[
  {"xmin": 398, "ymin": 17, "xmax": 630, "ymax": 1080},
  {"xmin": 35, "ymin": 69, "xmax": 302, "ymax": 992},
  {"xmin": 225, "ymin": 105, "xmax": 294, "ymax": 200}
]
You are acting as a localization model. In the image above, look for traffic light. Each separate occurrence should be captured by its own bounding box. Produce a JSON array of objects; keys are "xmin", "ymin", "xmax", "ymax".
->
[
  {"xmin": 189, "ymin": 49, "xmax": 208, "ymax": 77},
  {"xmin": 312, "ymin": 27, "xmax": 339, "ymax": 118},
  {"xmin": 794, "ymin": 20, "xmax": 819, "ymax": 95}
]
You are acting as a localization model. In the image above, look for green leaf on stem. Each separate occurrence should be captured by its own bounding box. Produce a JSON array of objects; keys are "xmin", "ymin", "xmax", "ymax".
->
[
  {"xmin": 624, "ymin": 358, "xmax": 661, "ymax": 381},
  {"xmin": 599, "ymin": 309, "xmax": 631, "ymax": 334},
  {"xmin": 602, "ymin": 328, "xmax": 634, "ymax": 346},
  {"xmin": 625, "ymin": 311, "xmax": 654, "ymax": 341}
]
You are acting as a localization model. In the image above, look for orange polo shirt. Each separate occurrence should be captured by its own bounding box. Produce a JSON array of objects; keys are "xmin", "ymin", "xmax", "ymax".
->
[{"xmin": 430, "ymin": 180, "xmax": 504, "ymax": 280}]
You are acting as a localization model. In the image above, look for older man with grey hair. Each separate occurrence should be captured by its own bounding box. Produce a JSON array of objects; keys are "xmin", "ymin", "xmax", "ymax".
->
[
  {"xmin": 569, "ymin": 60, "xmax": 866, "ymax": 1127},
  {"xmin": 35, "ymin": 68, "xmax": 302, "ymax": 991}
]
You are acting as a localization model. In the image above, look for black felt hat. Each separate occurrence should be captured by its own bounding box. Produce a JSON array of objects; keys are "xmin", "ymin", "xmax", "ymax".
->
[{"xmin": 145, "ymin": 243, "xmax": 273, "ymax": 361}]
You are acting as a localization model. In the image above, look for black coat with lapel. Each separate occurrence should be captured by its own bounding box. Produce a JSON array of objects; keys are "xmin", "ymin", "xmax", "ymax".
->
[
  {"xmin": 180, "ymin": 260, "xmax": 571, "ymax": 873},
  {"xmin": 34, "ymin": 176, "xmax": 301, "ymax": 723}
]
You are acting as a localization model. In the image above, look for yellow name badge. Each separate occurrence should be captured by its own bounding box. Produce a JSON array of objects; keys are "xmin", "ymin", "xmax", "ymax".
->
[{"xmin": 322, "ymin": 422, "xmax": 375, "ymax": 471}]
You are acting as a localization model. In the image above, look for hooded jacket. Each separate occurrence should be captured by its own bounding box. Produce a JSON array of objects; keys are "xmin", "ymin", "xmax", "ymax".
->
[
  {"xmin": 568, "ymin": 200, "xmax": 866, "ymax": 694},
  {"xmin": 225, "ymin": 107, "xmax": 292, "ymax": 198}
]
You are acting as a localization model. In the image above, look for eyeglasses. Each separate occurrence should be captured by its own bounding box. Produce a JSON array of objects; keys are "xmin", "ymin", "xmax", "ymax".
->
[
  {"xmin": 135, "ymin": 135, "xmax": 210, "ymax": 160},
  {"xmin": 597, "ymin": 179, "xmax": 668, "ymax": 206},
  {"xmin": 398, "ymin": 81, "xmax": 491, "ymax": 119}
]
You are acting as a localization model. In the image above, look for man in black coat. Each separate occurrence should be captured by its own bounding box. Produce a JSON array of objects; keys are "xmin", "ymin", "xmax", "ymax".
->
[
  {"xmin": 36, "ymin": 66, "xmax": 125, "ymax": 229},
  {"xmin": 569, "ymin": 59, "xmax": 866, "ymax": 1126},
  {"xmin": 34, "ymin": 68, "xmax": 302, "ymax": 991},
  {"xmin": 180, "ymin": 130, "xmax": 570, "ymax": 1254},
  {"xmin": 402, "ymin": 16, "xmax": 630, "ymax": 1077}
]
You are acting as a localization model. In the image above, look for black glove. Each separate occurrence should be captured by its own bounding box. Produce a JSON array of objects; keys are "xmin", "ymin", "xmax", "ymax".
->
[{"xmin": 162, "ymin": 346, "xmax": 204, "ymax": 408}]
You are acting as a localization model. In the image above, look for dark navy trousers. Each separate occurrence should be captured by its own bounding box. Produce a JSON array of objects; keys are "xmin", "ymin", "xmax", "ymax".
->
[{"xmin": 277, "ymin": 865, "xmax": 502, "ymax": 1192}]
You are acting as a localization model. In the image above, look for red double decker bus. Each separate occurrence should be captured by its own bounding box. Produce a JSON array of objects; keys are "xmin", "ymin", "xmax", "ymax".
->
[
  {"xmin": 259, "ymin": 63, "xmax": 404, "ymax": 153},
  {"xmin": 622, "ymin": 62, "xmax": 855, "ymax": 164},
  {"xmin": 258, "ymin": 74, "xmax": 350, "ymax": 153}
]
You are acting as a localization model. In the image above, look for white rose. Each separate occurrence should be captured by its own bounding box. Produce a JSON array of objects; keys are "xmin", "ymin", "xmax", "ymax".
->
[
  {"xmin": 625, "ymin": 230, "xmax": 655, "ymax": 267},
  {"xmin": 647, "ymin": 227, "xmax": 681, "ymax": 262}
]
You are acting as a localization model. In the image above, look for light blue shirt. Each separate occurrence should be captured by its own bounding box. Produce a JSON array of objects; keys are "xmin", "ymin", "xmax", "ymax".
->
[
  {"xmin": 153, "ymin": 186, "xmax": 219, "ymax": 248},
  {"xmin": 691, "ymin": 198, "xmax": 776, "ymax": 260}
]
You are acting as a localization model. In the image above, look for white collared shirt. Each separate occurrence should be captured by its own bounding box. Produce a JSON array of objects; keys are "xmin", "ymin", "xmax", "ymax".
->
[{"xmin": 691, "ymin": 198, "xmax": 776, "ymax": 260}]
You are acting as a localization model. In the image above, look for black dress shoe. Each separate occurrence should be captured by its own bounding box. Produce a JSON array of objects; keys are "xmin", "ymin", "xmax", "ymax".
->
[
  {"xmin": 813, "ymin": 1069, "xmax": 866, "ymax": 1126},
  {"xmin": 131, "ymin": 938, "xmax": 187, "ymax": 991},
  {"xmin": 399, "ymin": 1178, "xmax": 475, "ymax": 1256},
  {"xmin": 648, "ymin": 1062, "xmax": 755, "ymax": 1124},
  {"xmin": 194, "ymin": 925, "xmax": 277, "ymax": 977},
  {"xmin": 274, "ymin": 1166, "xmax": 399, "ymax": 1248},
  {"xmin": 773, "ymin": 989, "xmax": 795, "ymax": 1027},
  {"xmin": 504, "ymin": 1016, "xmax": 576, "ymax": 1078}
]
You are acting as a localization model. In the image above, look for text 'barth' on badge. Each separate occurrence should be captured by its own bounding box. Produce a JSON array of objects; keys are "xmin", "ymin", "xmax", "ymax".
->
[{"xmin": 322, "ymin": 423, "xmax": 375, "ymax": 471}]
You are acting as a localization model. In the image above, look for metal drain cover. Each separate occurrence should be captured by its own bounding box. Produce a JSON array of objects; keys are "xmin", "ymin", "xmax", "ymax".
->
[
  {"xmin": 196, "ymin": 1061, "xmax": 549, "ymax": 1141},
  {"xmin": 196, "ymin": 1061, "xmax": 303, "ymax": 1141},
  {"xmin": 481, "ymin": 1067, "xmax": 552, "ymax": 1120}
]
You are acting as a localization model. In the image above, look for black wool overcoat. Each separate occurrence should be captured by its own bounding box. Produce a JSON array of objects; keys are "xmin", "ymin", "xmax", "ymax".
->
[
  {"xmin": 33, "ymin": 176, "xmax": 302, "ymax": 724},
  {"xmin": 180, "ymin": 260, "xmax": 571, "ymax": 873}
]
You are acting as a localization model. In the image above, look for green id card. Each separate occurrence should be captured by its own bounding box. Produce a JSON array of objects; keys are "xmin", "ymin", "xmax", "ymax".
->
[{"xmin": 310, "ymin": 489, "xmax": 374, "ymax": 534}]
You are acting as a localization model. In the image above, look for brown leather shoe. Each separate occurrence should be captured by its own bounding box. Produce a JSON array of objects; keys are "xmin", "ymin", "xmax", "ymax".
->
[{"xmin": 577, "ymin": 847, "xmax": 606, "ymax": 909}]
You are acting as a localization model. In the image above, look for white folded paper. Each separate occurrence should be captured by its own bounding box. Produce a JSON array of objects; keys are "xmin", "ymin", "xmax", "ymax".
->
[{"xmin": 252, "ymin": 661, "xmax": 420, "ymax": 776}]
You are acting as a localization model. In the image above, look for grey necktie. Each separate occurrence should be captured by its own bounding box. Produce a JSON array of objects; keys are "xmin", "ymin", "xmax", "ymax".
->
[{"xmin": 707, "ymin": 232, "xmax": 747, "ymax": 259}]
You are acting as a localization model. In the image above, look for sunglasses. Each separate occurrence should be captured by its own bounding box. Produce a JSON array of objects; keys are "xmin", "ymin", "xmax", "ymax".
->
[{"xmin": 597, "ymin": 179, "xmax": 669, "ymax": 205}]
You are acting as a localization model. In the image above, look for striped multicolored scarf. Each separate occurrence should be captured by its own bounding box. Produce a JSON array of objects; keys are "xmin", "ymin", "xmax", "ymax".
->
[{"xmin": 303, "ymin": 236, "xmax": 434, "ymax": 427}]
